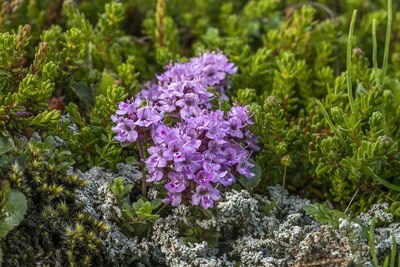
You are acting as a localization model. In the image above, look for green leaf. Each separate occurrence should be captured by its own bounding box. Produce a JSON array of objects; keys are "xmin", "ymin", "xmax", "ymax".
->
[
  {"xmin": 98, "ymin": 71, "xmax": 115, "ymax": 96},
  {"xmin": 0, "ymin": 136, "xmax": 14, "ymax": 155},
  {"xmin": 0, "ymin": 189, "xmax": 28, "ymax": 238},
  {"xmin": 110, "ymin": 177, "xmax": 133, "ymax": 200},
  {"xmin": 125, "ymin": 156, "xmax": 140, "ymax": 165},
  {"xmin": 390, "ymin": 234, "xmax": 396, "ymax": 267},
  {"xmin": 370, "ymin": 217, "xmax": 379, "ymax": 267},
  {"xmin": 72, "ymin": 82, "xmax": 94, "ymax": 111},
  {"xmin": 0, "ymin": 182, "xmax": 10, "ymax": 209},
  {"xmin": 131, "ymin": 222, "xmax": 148, "ymax": 237},
  {"xmin": 390, "ymin": 202, "xmax": 400, "ymax": 217},
  {"xmin": 122, "ymin": 203, "xmax": 135, "ymax": 221},
  {"xmin": 138, "ymin": 202, "xmax": 153, "ymax": 214},
  {"xmin": 204, "ymin": 231, "xmax": 220, "ymax": 248},
  {"xmin": 239, "ymin": 159, "xmax": 261, "ymax": 189},
  {"xmin": 262, "ymin": 201, "xmax": 277, "ymax": 215},
  {"xmin": 132, "ymin": 199, "xmax": 145, "ymax": 211},
  {"xmin": 183, "ymin": 235, "xmax": 199, "ymax": 245},
  {"xmin": 43, "ymin": 136, "xmax": 56, "ymax": 151},
  {"xmin": 184, "ymin": 228, "xmax": 194, "ymax": 236},
  {"xmin": 151, "ymin": 198, "xmax": 163, "ymax": 209},
  {"xmin": 110, "ymin": 177, "xmax": 124, "ymax": 196},
  {"xmin": 65, "ymin": 103, "xmax": 84, "ymax": 127},
  {"xmin": 303, "ymin": 203, "xmax": 347, "ymax": 229}
]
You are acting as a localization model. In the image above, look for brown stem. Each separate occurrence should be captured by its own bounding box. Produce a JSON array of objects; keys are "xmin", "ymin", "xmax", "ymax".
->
[
  {"xmin": 156, "ymin": 0, "xmax": 165, "ymax": 48},
  {"xmin": 137, "ymin": 141, "xmax": 147, "ymax": 197}
]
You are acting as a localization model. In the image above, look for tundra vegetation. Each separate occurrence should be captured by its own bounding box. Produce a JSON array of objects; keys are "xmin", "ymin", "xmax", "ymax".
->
[{"xmin": 0, "ymin": 0, "xmax": 400, "ymax": 266}]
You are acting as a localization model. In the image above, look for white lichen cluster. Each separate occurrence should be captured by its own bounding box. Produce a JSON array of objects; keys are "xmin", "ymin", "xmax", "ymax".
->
[
  {"xmin": 74, "ymin": 164, "xmax": 151, "ymax": 265},
  {"xmin": 359, "ymin": 203, "xmax": 394, "ymax": 225},
  {"xmin": 74, "ymin": 166, "xmax": 399, "ymax": 266},
  {"xmin": 151, "ymin": 205, "xmax": 233, "ymax": 266},
  {"xmin": 358, "ymin": 203, "xmax": 400, "ymax": 257},
  {"xmin": 198, "ymin": 189, "xmax": 275, "ymax": 235}
]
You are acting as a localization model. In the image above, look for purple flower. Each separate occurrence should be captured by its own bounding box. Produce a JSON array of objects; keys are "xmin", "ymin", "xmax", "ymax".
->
[
  {"xmin": 236, "ymin": 153, "xmax": 255, "ymax": 178},
  {"xmin": 151, "ymin": 123, "xmax": 171, "ymax": 145},
  {"xmin": 176, "ymin": 93, "xmax": 200, "ymax": 119},
  {"xmin": 143, "ymin": 106, "xmax": 255, "ymax": 208},
  {"xmin": 204, "ymin": 141, "xmax": 223, "ymax": 160},
  {"xmin": 194, "ymin": 170, "xmax": 213, "ymax": 185},
  {"xmin": 225, "ymin": 149, "xmax": 239, "ymax": 166},
  {"xmin": 163, "ymin": 193, "xmax": 182, "ymax": 206},
  {"xmin": 176, "ymin": 92, "xmax": 199, "ymax": 107},
  {"xmin": 244, "ymin": 129, "xmax": 261, "ymax": 151},
  {"xmin": 203, "ymin": 160, "xmax": 221, "ymax": 173},
  {"xmin": 135, "ymin": 105, "xmax": 163, "ymax": 127},
  {"xmin": 112, "ymin": 98, "xmax": 163, "ymax": 143},
  {"xmin": 174, "ymin": 152, "xmax": 204, "ymax": 176},
  {"xmin": 191, "ymin": 185, "xmax": 221, "ymax": 209},
  {"xmin": 228, "ymin": 117, "xmax": 244, "ymax": 138},
  {"xmin": 217, "ymin": 171, "xmax": 235, "ymax": 186},
  {"xmin": 205, "ymin": 122, "xmax": 227, "ymax": 144},
  {"xmin": 137, "ymin": 51, "xmax": 237, "ymax": 115},
  {"xmin": 16, "ymin": 111, "xmax": 30, "ymax": 117},
  {"xmin": 146, "ymin": 145, "xmax": 171, "ymax": 169},
  {"xmin": 138, "ymin": 83, "xmax": 162, "ymax": 102},
  {"xmin": 228, "ymin": 105, "xmax": 253, "ymax": 125},
  {"xmin": 112, "ymin": 119, "xmax": 138, "ymax": 143},
  {"xmin": 146, "ymin": 169, "xmax": 164, "ymax": 182},
  {"xmin": 165, "ymin": 172, "xmax": 187, "ymax": 193},
  {"xmin": 116, "ymin": 102, "xmax": 131, "ymax": 116}
]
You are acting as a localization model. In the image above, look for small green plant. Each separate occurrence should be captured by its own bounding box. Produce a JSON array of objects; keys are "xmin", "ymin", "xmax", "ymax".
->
[
  {"xmin": 110, "ymin": 178, "xmax": 163, "ymax": 238},
  {"xmin": 182, "ymin": 209, "xmax": 220, "ymax": 248},
  {"xmin": 183, "ymin": 226, "xmax": 220, "ymax": 248},
  {"xmin": 121, "ymin": 198, "xmax": 163, "ymax": 238},
  {"xmin": 303, "ymin": 203, "xmax": 366, "ymax": 232},
  {"xmin": 303, "ymin": 203, "xmax": 347, "ymax": 229},
  {"xmin": 0, "ymin": 181, "xmax": 27, "ymax": 238},
  {"xmin": 110, "ymin": 177, "xmax": 133, "ymax": 201}
]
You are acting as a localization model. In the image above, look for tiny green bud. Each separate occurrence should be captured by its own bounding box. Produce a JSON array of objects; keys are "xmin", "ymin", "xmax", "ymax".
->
[{"xmin": 281, "ymin": 155, "xmax": 291, "ymax": 167}]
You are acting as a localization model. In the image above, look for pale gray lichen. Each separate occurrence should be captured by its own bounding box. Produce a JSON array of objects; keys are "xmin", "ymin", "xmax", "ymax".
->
[
  {"xmin": 359, "ymin": 203, "xmax": 393, "ymax": 225},
  {"xmin": 103, "ymin": 221, "xmax": 153, "ymax": 264},
  {"xmin": 150, "ymin": 205, "xmax": 233, "ymax": 267},
  {"xmin": 71, "ymin": 168, "xmax": 398, "ymax": 266},
  {"xmin": 98, "ymin": 182, "xmax": 122, "ymax": 220},
  {"xmin": 116, "ymin": 163, "xmax": 142, "ymax": 185},
  {"xmin": 74, "ymin": 165, "xmax": 154, "ymax": 265},
  {"xmin": 147, "ymin": 187, "xmax": 162, "ymax": 200},
  {"xmin": 373, "ymin": 222, "xmax": 400, "ymax": 255},
  {"xmin": 61, "ymin": 114, "xmax": 79, "ymax": 133},
  {"xmin": 268, "ymin": 185, "xmax": 310, "ymax": 215}
]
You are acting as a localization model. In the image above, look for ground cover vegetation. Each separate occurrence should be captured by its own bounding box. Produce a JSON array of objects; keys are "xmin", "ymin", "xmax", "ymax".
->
[{"xmin": 1, "ymin": 0, "xmax": 400, "ymax": 266}]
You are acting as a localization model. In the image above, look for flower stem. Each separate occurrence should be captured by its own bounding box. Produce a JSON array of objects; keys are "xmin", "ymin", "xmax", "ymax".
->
[
  {"xmin": 347, "ymin": 10, "xmax": 357, "ymax": 114},
  {"xmin": 156, "ymin": 0, "xmax": 165, "ymax": 48},
  {"xmin": 280, "ymin": 165, "xmax": 287, "ymax": 207},
  {"xmin": 381, "ymin": 0, "xmax": 392, "ymax": 84},
  {"xmin": 137, "ymin": 141, "xmax": 147, "ymax": 197},
  {"xmin": 372, "ymin": 19, "xmax": 379, "ymax": 86}
]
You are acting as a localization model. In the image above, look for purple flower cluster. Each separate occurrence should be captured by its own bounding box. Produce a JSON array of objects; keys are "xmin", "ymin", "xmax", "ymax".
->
[
  {"xmin": 112, "ymin": 51, "xmax": 258, "ymax": 209},
  {"xmin": 111, "ymin": 98, "xmax": 163, "ymax": 143},
  {"xmin": 139, "ymin": 51, "xmax": 237, "ymax": 117},
  {"xmin": 146, "ymin": 108, "xmax": 256, "ymax": 209}
]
